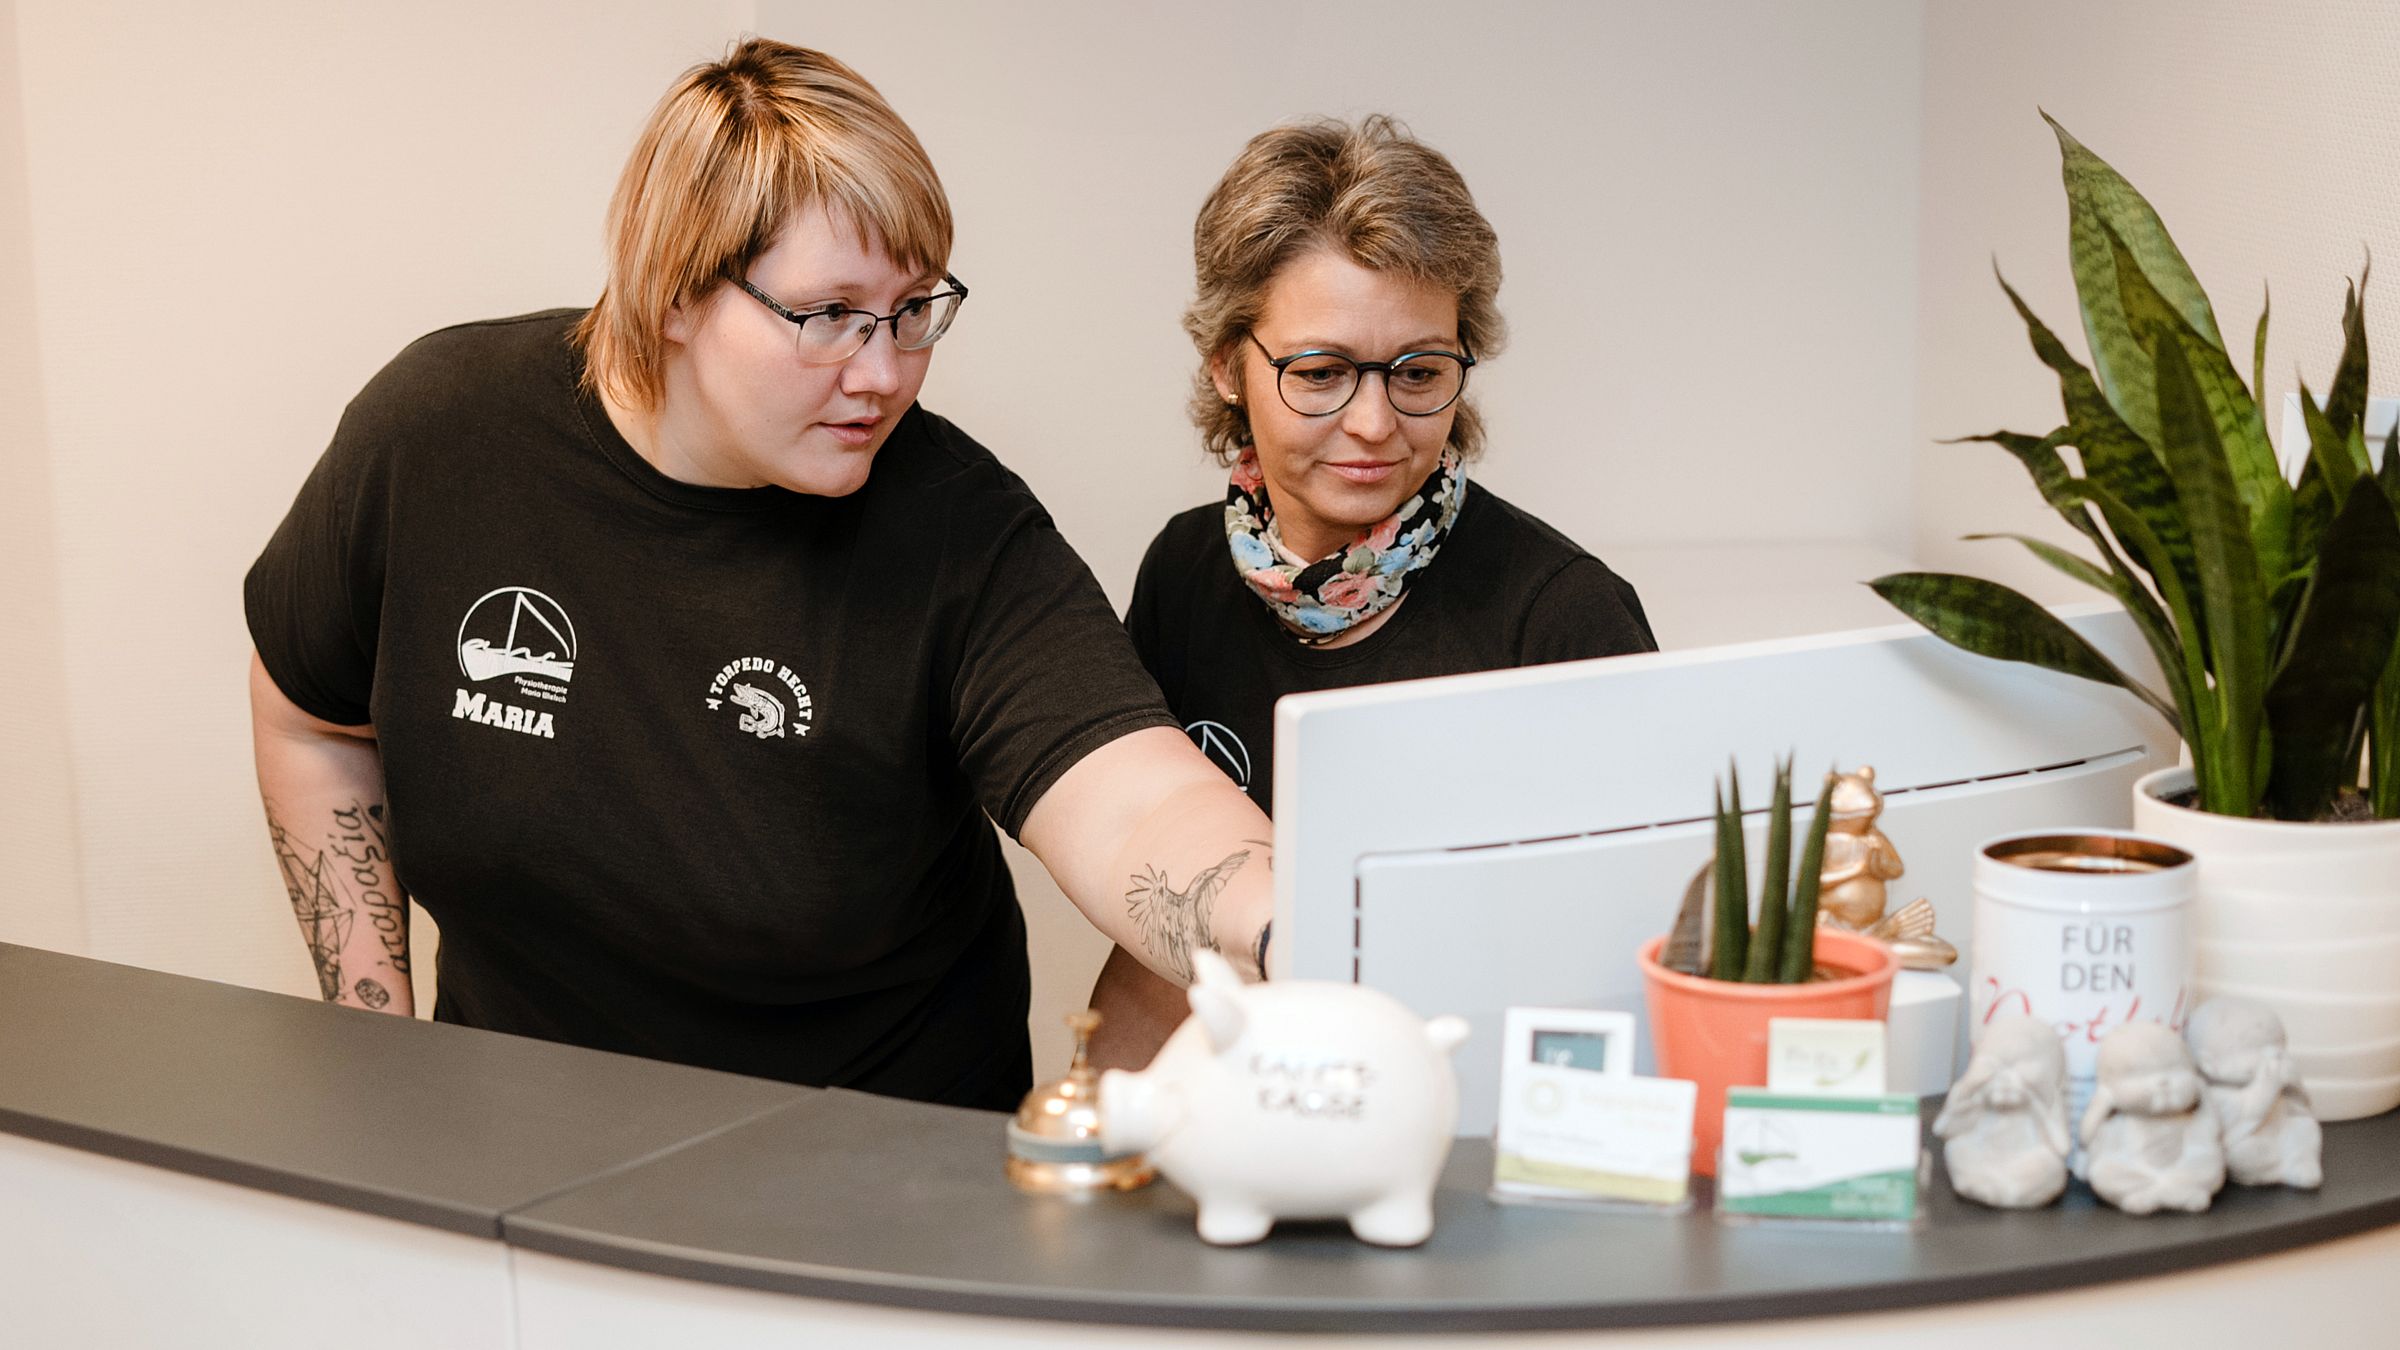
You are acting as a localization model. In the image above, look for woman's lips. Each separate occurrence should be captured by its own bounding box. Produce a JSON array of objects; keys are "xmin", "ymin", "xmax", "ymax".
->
[
  {"xmin": 1324, "ymin": 460, "xmax": 1400, "ymax": 484},
  {"xmin": 820, "ymin": 416, "xmax": 882, "ymax": 447}
]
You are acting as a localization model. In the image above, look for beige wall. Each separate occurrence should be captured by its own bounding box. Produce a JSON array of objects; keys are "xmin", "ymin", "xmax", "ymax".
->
[
  {"xmin": 767, "ymin": 0, "xmax": 1929, "ymax": 596},
  {"xmin": 3, "ymin": 4, "xmax": 1929, "ymax": 1075},
  {"xmin": 0, "ymin": 0, "xmax": 83, "ymax": 953},
  {"xmin": 1913, "ymin": 0, "xmax": 2400, "ymax": 600}
]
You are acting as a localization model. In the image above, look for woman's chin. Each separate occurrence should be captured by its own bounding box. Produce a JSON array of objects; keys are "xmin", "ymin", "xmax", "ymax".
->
[
  {"xmin": 764, "ymin": 450, "xmax": 877, "ymax": 498},
  {"xmin": 1295, "ymin": 487, "xmax": 1407, "ymax": 535}
]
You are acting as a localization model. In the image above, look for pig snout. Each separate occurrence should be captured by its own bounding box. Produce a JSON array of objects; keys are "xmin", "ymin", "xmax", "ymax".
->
[{"xmin": 1099, "ymin": 1068, "xmax": 1180, "ymax": 1155}]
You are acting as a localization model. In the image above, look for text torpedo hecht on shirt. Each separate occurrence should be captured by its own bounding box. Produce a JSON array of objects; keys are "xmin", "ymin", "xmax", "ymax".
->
[{"xmin": 705, "ymin": 656, "xmax": 816, "ymax": 740}]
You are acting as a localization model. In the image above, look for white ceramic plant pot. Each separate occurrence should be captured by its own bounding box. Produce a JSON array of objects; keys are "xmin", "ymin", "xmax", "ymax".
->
[{"xmin": 2133, "ymin": 765, "xmax": 2400, "ymax": 1121}]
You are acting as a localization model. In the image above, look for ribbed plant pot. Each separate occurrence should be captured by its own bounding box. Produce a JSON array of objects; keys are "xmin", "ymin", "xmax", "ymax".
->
[
  {"xmin": 1638, "ymin": 930, "xmax": 1898, "ymax": 1177},
  {"xmin": 2132, "ymin": 766, "xmax": 2400, "ymax": 1120}
]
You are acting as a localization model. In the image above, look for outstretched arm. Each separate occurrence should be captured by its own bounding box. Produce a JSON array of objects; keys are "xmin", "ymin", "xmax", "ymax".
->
[
  {"xmin": 1020, "ymin": 726, "xmax": 1273, "ymax": 986},
  {"xmin": 249, "ymin": 652, "xmax": 413, "ymax": 1015},
  {"xmin": 1084, "ymin": 945, "xmax": 1192, "ymax": 1071}
]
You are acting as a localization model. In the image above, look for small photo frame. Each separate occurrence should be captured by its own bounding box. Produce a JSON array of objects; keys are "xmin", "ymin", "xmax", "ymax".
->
[{"xmin": 1503, "ymin": 1007, "xmax": 1636, "ymax": 1078}]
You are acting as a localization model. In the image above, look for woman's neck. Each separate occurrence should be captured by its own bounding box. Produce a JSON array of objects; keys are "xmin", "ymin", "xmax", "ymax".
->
[
  {"xmin": 1274, "ymin": 513, "xmax": 1353, "ymax": 564},
  {"xmin": 599, "ymin": 375, "xmax": 752, "ymax": 489}
]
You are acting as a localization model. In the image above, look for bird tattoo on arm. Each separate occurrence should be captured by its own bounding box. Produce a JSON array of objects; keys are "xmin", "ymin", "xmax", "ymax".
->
[{"xmin": 1124, "ymin": 850, "xmax": 1250, "ymax": 985}]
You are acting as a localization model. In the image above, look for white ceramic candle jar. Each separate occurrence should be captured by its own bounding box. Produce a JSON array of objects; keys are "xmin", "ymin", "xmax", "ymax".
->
[{"xmin": 1970, "ymin": 832, "xmax": 2197, "ymax": 1117}]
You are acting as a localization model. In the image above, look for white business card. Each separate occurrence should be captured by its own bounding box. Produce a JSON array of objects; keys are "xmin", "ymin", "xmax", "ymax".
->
[{"xmin": 1767, "ymin": 1017, "xmax": 1888, "ymax": 1097}]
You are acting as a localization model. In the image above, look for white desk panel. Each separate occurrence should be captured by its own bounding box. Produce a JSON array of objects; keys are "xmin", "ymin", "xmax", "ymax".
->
[
  {"xmin": 506, "ymin": 1228, "xmax": 2400, "ymax": 1350},
  {"xmin": 0, "ymin": 1131, "xmax": 513, "ymax": 1350}
]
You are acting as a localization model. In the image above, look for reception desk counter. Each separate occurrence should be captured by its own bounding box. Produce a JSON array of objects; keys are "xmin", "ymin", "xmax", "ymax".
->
[{"xmin": 6, "ymin": 941, "xmax": 2398, "ymax": 1348}]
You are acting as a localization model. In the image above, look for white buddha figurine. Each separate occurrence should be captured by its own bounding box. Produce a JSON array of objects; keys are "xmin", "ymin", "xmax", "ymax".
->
[
  {"xmin": 1933, "ymin": 1015, "xmax": 2072, "ymax": 1208},
  {"xmin": 2185, "ymin": 997, "xmax": 2322, "ymax": 1190},
  {"xmin": 2077, "ymin": 1022, "xmax": 2224, "ymax": 1215}
]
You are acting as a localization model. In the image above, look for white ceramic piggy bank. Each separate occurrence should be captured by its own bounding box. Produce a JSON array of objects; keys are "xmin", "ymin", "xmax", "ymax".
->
[{"xmin": 1099, "ymin": 949, "xmax": 1470, "ymax": 1246}]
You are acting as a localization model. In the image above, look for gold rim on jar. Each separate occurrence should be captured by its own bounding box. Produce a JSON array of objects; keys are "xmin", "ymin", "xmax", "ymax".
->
[{"xmin": 1982, "ymin": 833, "xmax": 2192, "ymax": 875}]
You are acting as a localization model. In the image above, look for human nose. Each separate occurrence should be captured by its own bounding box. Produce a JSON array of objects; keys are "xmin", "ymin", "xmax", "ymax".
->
[
  {"xmin": 840, "ymin": 320, "xmax": 905, "ymax": 396},
  {"xmin": 1338, "ymin": 369, "xmax": 1398, "ymax": 443}
]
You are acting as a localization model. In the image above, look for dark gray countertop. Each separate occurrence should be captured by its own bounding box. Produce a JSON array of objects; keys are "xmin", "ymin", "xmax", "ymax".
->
[
  {"xmin": 504, "ymin": 1082, "xmax": 2400, "ymax": 1332},
  {"xmin": 8, "ymin": 941, "xmax": 2398, "ymax": 1332},
  {"xmin": 0, "ymin": 943, "xmax": 808, "ymax": 1236}
]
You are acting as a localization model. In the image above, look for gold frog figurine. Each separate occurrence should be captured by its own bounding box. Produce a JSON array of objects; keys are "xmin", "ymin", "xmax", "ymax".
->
[{"xmin": 1814, "ymin": 766, "xmax": 1957, "ymax": 969}]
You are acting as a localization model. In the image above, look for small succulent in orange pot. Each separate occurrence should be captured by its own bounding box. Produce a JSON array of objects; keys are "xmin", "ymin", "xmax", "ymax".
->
[{"xmin": 1640, "ymin": 759, "xmax": 1899, "ymax": 1175}]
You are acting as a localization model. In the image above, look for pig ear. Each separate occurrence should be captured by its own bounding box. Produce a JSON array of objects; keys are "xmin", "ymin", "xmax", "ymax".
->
[
  {"xmin": 1188, "ymin": 981, "xmax": 1247, "ymax": 1053},
  {"xmin": 1191, "ymin": 949, "xmax": 1240, "ymax": 989},
  {"xmin": 1424, "ymin": 1015, "xmax": 1470, "ymax": 1057}
]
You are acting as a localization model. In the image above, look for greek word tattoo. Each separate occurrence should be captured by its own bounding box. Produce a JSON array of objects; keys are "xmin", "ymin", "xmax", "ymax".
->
[
  {"xmin": 266, "ymin": 798, "xmax": 406, "ymax": 1004},
  {"xmin": 1125, "ymin": 850, "xmax": 1248, "ymax": 984},
  {"xmin": 331, "ymin": 802, "xmax": 407, "ymax": 976}
]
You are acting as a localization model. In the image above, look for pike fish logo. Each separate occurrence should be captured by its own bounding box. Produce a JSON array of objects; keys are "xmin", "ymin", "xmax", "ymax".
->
[{"xmin": 729, "ymin": 683, "xmax": 785, "ymax": 739}]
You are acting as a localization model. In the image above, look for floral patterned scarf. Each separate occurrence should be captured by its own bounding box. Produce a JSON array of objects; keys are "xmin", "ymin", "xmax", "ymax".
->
[{"xmin": 1223, "ymin": 446, "xmax": 1467, "ymax": 641}]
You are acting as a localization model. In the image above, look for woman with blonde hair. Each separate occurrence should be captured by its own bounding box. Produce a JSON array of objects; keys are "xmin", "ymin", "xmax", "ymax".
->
[
  {"xmin": 247, "ymin": 39, "xmax": 1273, "ymax": 1108},
  {"xmin": 1091, "ymin": 116, "xmax": 1655, "ymax": 1066}
]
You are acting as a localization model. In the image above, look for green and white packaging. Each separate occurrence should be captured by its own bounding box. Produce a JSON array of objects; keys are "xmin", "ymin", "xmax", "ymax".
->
[{"xmin": 1716, "ymin": 1089, "xmax": 1920, "ymax": 1223}]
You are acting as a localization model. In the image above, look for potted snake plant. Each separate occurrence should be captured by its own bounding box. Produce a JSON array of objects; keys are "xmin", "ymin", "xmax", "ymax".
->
[
  {"xmin": 1640, "ymin": 758, "xmax": 1898, "ymax": 1174},
  {"xmin": 1872, "ymin": 116, "xmax": 2400, "ymax": 1119}
]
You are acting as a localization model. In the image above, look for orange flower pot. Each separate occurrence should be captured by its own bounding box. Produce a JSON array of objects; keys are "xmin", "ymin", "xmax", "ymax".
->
[{"xmin": 1638, "ymin": 929, "xmax": 1899, "ymax": 1177}]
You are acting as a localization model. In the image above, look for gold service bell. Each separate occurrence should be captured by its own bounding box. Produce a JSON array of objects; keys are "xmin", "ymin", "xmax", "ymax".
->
[{"xmin": 1005, "ymin": 1011, "xmax": 1156, "ymax": 1196}]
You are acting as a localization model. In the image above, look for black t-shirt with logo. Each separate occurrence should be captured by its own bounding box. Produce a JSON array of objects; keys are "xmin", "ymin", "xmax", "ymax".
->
[
  {"xmin": 246, "ymin": 310, "xmax": 1174, "ymax": 1109},
  {"xmin": 1126, "ymin": 489, "xmax": 1657, "ymax": 816}
]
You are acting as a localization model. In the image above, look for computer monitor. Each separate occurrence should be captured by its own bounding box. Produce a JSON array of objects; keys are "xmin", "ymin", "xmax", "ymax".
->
[{"xmin": 1270, "ymin": 602, "xmax": 2176, "ymax": 1135}]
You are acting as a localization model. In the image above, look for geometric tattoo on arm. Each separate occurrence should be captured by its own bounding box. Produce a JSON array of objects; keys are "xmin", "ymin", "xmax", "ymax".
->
[
  {"xmin": 266, "ymin": 798, "xmax": 406, "ymax": 1003},
  {"xmin": 1124, "ymin": 850, "xmax": 1249, "ymax": 985}
]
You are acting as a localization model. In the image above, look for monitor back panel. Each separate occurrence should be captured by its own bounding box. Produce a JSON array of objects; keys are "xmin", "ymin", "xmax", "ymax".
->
[{"xmin": 1272, "ymin": 605, "xmax": 2178, "ymax": 1135}]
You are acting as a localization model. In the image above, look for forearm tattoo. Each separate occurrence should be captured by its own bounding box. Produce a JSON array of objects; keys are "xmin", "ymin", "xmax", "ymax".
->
[
  {"xmin": 267, "ymin": 798, "xmax": 406, "ymax": 1003},
  {"xmin": 1125, "ymin": 850, "xmax": 1248, "ymax": 984}
]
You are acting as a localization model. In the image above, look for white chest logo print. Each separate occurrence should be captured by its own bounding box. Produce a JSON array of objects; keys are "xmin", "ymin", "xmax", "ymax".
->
[
  {"xmin": 449, "ymin": 586, "xmax": 575, "ymax": 740},
  {"xmin": 706, "ymin": 657, "xmax": 814, "ymax": 741},
  {"xmin": 1185, "ymin": 720, "xmax": 1251, "ymax": 791},
  {"xmin": 457, "ymin": 587, "xmax": 576, "ymax": 684}
]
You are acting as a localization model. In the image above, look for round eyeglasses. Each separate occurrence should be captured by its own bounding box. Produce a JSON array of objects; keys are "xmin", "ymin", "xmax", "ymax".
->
[
  {"xmin": 734, "ymin": 274, "xmax": 969, "ymax": 364},
  {"xmin": 1246, "ymin": 332, "xmax": 1475, "ymax": 417}
]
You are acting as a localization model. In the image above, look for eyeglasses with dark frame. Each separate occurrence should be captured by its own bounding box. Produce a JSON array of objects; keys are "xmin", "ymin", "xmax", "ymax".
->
[
  {"xmin": 734, "ymin": 274, "xmax": 970, "ymax": 364},
  {"xmin": 1245, "ymin": 332, "xmax": 1476, "ymax": 418}
]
